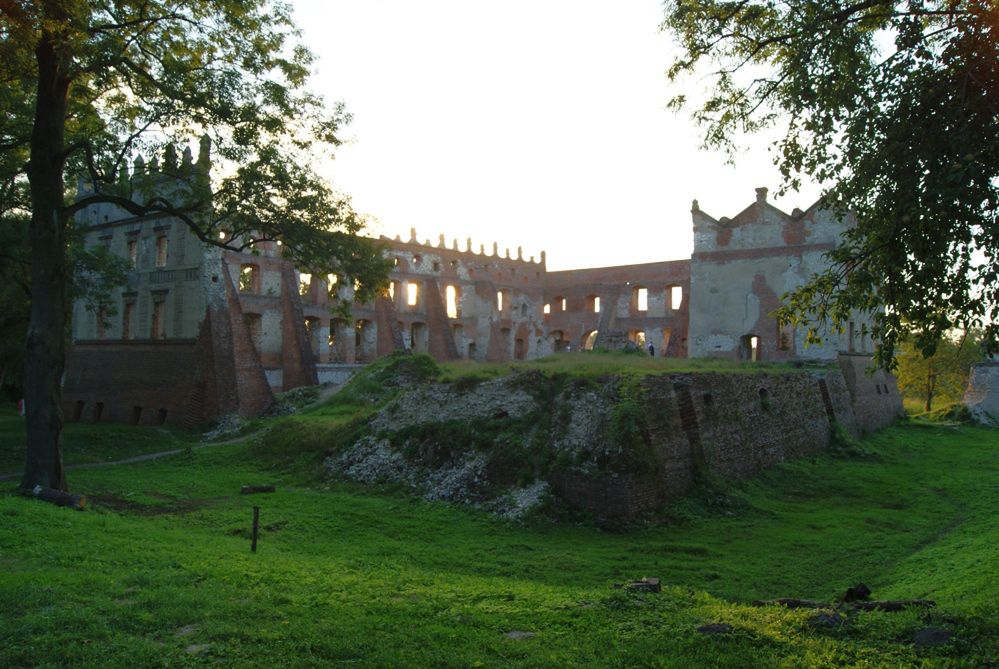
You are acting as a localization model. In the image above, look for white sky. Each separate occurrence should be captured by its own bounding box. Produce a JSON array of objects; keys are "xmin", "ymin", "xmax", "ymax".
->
[{"xmin": 291, "ymin": 0, "xmax": 822, "ymax": 271}]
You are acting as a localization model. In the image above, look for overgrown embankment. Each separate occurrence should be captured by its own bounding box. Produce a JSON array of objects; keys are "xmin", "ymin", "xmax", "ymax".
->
[{"xmin": 319, "ymin": 353, "xmax": 859, "ymax": 523}]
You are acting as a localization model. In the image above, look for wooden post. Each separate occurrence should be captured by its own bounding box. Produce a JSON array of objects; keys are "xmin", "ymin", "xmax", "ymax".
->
[{"xmin": 251, "ymin": 506, "xmax": 260, "ymax": 553}]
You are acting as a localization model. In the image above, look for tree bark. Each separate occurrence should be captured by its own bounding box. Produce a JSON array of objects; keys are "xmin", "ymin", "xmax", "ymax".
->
[
  {"xmin": 21, "ymin": 25, "xmax": 71, "ymax": 492},
  {"xmin": 925, "ymin": 362, "xmax": 935, "ymax": 413}
]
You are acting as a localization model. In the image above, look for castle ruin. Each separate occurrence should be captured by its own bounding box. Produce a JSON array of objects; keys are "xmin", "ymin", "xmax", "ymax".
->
[{"xmin": 63, "ymin": 142, "xmax": 900, "ymax": 430}]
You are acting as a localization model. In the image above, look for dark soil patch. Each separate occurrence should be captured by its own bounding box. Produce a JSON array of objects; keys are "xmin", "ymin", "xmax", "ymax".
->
[{"xmin": 90, "ymin": 492, "xmax": 221, "ymax": 516}]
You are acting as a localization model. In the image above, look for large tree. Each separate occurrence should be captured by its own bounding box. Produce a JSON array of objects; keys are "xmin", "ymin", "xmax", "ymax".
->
[
  {"xmin": 895, "ymin": 330, "xmax": 983, "ymax": 412},
  {"xmin": 663, "ymin": 0, "xmax": 999, "ymax": 367},
  {"xmin": 1, "ymin": 0, "xmax": 390, "ymax": 491}
]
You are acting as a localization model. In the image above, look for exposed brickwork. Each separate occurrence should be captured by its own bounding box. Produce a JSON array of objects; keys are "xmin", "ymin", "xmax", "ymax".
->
[
  {"xmin": 278, "ymin": 264, "xmax": 318, "ymax": 391},
  {"xmin": 62, "ymin": 340, "xmax": 200, "ymax": 426},
  {"xmin": 558, "ymin": 370, "xmax": 857, "ymax": 521}
]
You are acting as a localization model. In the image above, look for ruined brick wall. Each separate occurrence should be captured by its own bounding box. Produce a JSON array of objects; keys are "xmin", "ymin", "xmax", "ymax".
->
[
  {"xmin": 553, "ymin": 369, "xmax": 861, "ymax": 521},
  {"xmin": 688, "ymin": 188, "xmax": 877, "ymax": 362},
  {"xmin": 62, "ymin": 340, "xmax": 200, "ymax": 426},
  {"xmin": 837, "ymin": 353, "xmax": 904, "ymax": 433},
  {"xmin": 544, "ymin": 260, "xmax": 690, "ymax": 356},
  {"xmin": 358, "ymin": 232, "xmax": 549, "ymax": 363}
]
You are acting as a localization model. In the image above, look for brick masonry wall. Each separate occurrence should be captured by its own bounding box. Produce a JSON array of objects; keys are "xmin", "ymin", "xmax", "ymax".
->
[
  {"xmin": 552, "ymin": 368, "xmax": 878, "ymax": 521},
  {"xmin": 62, "ymin": 340, "xmax": 200, "ymax": 426}
]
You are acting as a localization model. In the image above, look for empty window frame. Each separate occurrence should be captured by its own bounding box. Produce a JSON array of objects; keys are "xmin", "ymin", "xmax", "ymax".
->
[
  {"xmin": 669, "ymin": 286, "xmax": 683, "ymax": 310},
  {"xmin": 151, "ymin": 300, "xmax": 166, "ymax": 339},
  {"xmin": 633, "ymin": 286, "xmax": 648, "ymax": 312},
  {"xmin": 406, "ymin": 282, "xmax": 420, "ymax": 307},
  {"xmin": 122, "ymin": 301, "xmax": 135, "ymax": 340},
  {"xmin": 155, "ymin": 236, "xmax": 168, "ymax": 267},
  {"xmin": 587, "ymin": 295, "xmax": 600, "ymax": 313},
  {"xmin": 304, "ymin": 317, "xmax": 320, "ymax": 355},
  {"xmin": 127, "ymin": 239, "xmax": 138, "ymax": 267},
  {"xmin": 239, "ymin": 264, "xmax": 260, "ymax": 293},
  {"xmin": 445, "ymin": 285, "xmax": 460, "ymax": 318},
  {"xmin": 739, "ymin": 334, "xmax": 760, "ymax": 362}
]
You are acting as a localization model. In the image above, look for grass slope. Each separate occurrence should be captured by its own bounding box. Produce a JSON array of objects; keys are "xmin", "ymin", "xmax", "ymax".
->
[{"xmin": 0, "ymin": 400, "xmax": 997, "ymax": 666}]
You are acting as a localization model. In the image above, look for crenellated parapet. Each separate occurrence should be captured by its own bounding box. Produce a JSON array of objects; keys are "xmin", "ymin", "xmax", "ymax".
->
[{"xmin": 388, "ymin": 227, "xmax": 546, "ymax": 267}]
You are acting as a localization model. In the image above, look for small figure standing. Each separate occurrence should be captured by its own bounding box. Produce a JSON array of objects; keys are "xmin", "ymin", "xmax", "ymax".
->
[{"xmin": 647, "ymin": 342, "xmax": 655, "ymax": 357}]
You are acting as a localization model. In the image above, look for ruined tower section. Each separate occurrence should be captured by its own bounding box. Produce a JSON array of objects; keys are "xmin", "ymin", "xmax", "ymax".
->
[
  {"xmin": 64, "ymin": 144, "xmax": 215, "ymax": 426},
  {"xmin": 543, "ymin": 260, "xmax": 690, "ymax": 356},
  {"xmin": 63, "ymin": 140, "xmax": 299, "ymax": 426},
  {"xmin": 687, "ymin": 187, "xmax": 877, "ymax": 362}
]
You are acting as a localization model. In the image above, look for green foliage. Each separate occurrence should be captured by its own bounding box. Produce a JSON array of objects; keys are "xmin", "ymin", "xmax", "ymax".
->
[
  {"xmin": 663, "ymin": 0, "xmax": 999, "ymax": 366},
  {"xmin": 1, "ymin": 420, "xmax": 998, "ymax": 666},
  {"xmin": 5, "ymin": 0, "xmax": 393, "ymax": 489},
  {"xmin": 895, "ymin": 332, "xmax": 983, "ymax": 412},
  {"xmin": 608, "ymin": 378, "xmax": 658, "ymax": 476}
]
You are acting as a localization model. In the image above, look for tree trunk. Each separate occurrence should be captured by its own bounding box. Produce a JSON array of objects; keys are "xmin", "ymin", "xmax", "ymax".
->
[
  {"xmin": 21, "ymin": 26, "xmax": 71, "ymax": 492},
  {"xmin": 925, "ymin": 361, "xmax": 935, "ymax": 413}
]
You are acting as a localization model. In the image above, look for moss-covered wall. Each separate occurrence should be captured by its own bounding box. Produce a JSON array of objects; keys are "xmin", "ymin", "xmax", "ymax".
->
[{"xmin": 330, "ymin": 355, "xmax": 897, "ymax": 523}]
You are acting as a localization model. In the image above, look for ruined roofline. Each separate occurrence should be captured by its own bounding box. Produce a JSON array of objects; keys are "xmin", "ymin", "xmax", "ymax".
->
[
  {"xmin": 76, "ymin": 136, "xmax": 212, "ymax": 197},
  {"xmin": 692, "ymin": 186, "xmax": 828, "ymax": 228},
  {"xmin": 378, "ymin": 228, "xmax": 546, "ymax": 266}
]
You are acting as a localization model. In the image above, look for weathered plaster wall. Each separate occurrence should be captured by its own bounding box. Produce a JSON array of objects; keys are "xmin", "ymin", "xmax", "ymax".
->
[
  {"xmin": 688, "ymin": 189, "xmax": 876, "ymax": 361},
  {"xmin": 964, "ymin": 362, "xmax": 999, "ymax": 425},
  {"xmin": 836, "ymin": 353, "xmax": 905, "ymax": 433}
]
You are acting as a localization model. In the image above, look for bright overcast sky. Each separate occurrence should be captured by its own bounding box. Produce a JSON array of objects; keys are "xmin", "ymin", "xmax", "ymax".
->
[{"xmin": 291, "ymin": 0, "xmax": 822, "ymax": 271}]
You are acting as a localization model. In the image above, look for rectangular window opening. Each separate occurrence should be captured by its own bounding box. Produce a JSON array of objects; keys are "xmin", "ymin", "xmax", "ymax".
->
[
  {"xmin": 670, "ymin": 286, "xmax": 683, "ymax": 310},
  {"xmin": 636, "ymin": 287, "xmax": 648, "ymax": 312}
]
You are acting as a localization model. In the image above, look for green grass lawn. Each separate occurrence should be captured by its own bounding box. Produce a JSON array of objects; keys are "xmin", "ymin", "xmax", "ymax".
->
[
  {"xmin": 1, "ymin": 404, "xmax": 997, "ymax": 667},
  {"xmin": 0, "ymin": 404, "xmax": 198, "ymax": 476}
]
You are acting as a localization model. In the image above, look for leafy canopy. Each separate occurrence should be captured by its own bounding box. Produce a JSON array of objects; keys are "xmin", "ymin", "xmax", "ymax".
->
[
  {"xmin": 663, "ymin": 0, "xmax": 999, "ymax": 368},
  {"xmin": 895, "ymin": 330, "xmax": 984, "ymax": 412},
  {"xmin": 0, "ymin": 0, "xmax": 390, "ymax": 300}
]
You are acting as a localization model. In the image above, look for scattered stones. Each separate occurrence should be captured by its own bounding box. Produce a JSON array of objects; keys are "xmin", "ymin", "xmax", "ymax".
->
[
  {"xmin": 202, "ymin": 413, "xmax": 247, "ymax": 441},
  {"xmin": 842, "ymin": 582, "xmax": 871, "ymax": 602},
  {"xmin": 368, "ymin": 377, "xmax": 537, "ymax": 433},
  {"xmin": 492, "ymin": 481, "xmax": 551, "ymax": 521},
  {"xmin": 912, "ymin": 627, "xmax": 953, "ymax": 646},
  {"xmin": 504, "ymin": 630, "xmax": 536, "ymax": 640},
  {"xmin": 615, "ymin": 577, "xmax": 661, "ymax": 593},
  {"xmin": 175, "ymin": 624, "xmax": 198, "ymax": 638},
  {"xmin": 185, "ymin": 643, "xmax": 210, "ymax": 655},
  {"xmin": 328, "ymin": 437, "xmax": 414, "ymax": 486},
  {"xmin": 422, "ymin": 452, "xmax": 488, "ymax": 503},
  {"xmin": 808, "ymin": 611, "xmax": 846, "ymax": 630},
  {"xmin": 697, "ymin": 623, "xmax": 733, "ymax": 635}
]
